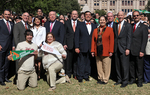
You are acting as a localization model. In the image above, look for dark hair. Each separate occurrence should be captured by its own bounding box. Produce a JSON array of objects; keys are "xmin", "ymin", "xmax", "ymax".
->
[
  {"xmin": 99, "ymin": 15, "xmax": 107, "ymax": 21},
  {"xmin": 132, "ymin": 11, "xmax": 140, "ymax": 16},
  {"xmin": 3, "ymin": 9, "xmax": 11, "ymax": 14},
  {"xmin": 45, "ymin": 32, "xmax": 55, "ymax": 42},
  {"xmin": 59, "ymin": 15, "xmax": 64, "ymax": 20},
  {"xmin": 24, "ymin": 29, "xmax": 33, "ymax": 38},
  {"xmin": 37, "ymin": 8, "xmax": 42, "ymax": 12},
  {"xmin": 15, "ymin": 16, "xmax": 22, "ymax": 20},
  {"xmin": 84, "ymin": 11, "xmax": 91, "ymax": 16},
  {"xmin": 140, "ymin": 13, "xmax": 146, "ymax": 17},
  {"xmin": 32, "ymin": 16, "xmax": 42, "ymax": 28}
]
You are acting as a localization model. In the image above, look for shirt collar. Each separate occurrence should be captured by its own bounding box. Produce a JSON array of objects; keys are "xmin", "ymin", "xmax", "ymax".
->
[
  {"xmin": 135, "ymin": 21, "xmax": 140, "ymax": 26},
  {"xmin": 3, "ymin": 18, "xmax": 9, "ymax": 23},
  {"xmin": 21, "ymin": 20, "xmax": 26, "ymax": 25},
  {"xmin": 85, "ymin": 21, "xmax": 91, "ymax": 24},
  {"xmin": 50, "ymin": 20, "xmax": 56, "ymax": 23}
]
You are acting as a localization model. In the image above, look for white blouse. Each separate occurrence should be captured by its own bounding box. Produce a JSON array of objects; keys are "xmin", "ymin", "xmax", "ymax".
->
[{"xmin": 31, "ymin": 26, "xmax": 46, "ymax": 47}]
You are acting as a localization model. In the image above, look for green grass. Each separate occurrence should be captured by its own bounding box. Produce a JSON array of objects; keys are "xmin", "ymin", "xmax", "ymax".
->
[{"xmin": 1, "ymin": 76, "xmax": 150, "ymax": 95}]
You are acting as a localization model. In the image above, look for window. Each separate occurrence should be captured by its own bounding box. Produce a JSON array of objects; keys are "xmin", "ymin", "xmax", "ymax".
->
[
  {"xmin": 131, "ymin": 9, "xmax": 132, "ymax": 11},
  {"xmin": 125, "ymin": 9, "xmax": 127, "ymax": 13},
  {"xmin": 125, "ymin": 1, "xmax": 127, "ymax": 6},
  {"xmin": 122, "ymin": 1, "xmax": 124, "ymax": 6},
  {"xmin": 131, "ymin": 1, "xmax": 133, "ymax": 6},
  {"xmin": 143, "ymin": 1, "xmax": 145, "ymax": 6},
  {"xmin": 128, "ymin": 1, "xmax": 130, "ymax": 6},
  {"xmin": 94, "ymin": 3, "xmax": 96, "ymax": 6},
  {"xmin": 105, "ymin": 1, "xmax": 107, "ymax": 6},
  {"xmin": 110, "ymin": 1, "xmax": 112, "ymax": 6},
  {"xmin": 128, "ymin": 9, "xmax": 130, "ymax": 12},
  {"xmin": 97, "ymin": 3, "xmax": 99, "ymax": 6},
  {"xmin": 140, "ymin": 1, "xmax": 142, "ymax": 6},
  {"xmin": 113, "ymin": 1, "xmax": 115, "ymax": 6},
  {"xmin": 102, "ymin": 1, "xmax": 104, "ymax": 6},
  {"xmin": 122, "ymin": 9, "xmax": 124, "ymax": 12}
]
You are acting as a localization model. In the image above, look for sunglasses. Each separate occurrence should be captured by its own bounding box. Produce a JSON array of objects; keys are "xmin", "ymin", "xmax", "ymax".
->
[{"xmin": 133, "ymin": 15, "xmax": 139, "ymax": 17}]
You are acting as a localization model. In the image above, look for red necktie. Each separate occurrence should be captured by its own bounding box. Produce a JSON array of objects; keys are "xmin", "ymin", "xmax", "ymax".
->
[
  {"xmin": 50, "ymin": 22, "xmax": 53, "ymax": 32},
  {"xmin": 133, "ymin": 24, "xmax": 136, "ymax": 33},
  {"xmin": 6, "ymin": 21, "xmax": 10, "ymax": 33},
  {"xmin": 86, "ymin": 22, "xmax": 91, "ymax": 25},
  {"xmin": 25, "ymin": 23, "xmax": 27, "ymax": 30}
]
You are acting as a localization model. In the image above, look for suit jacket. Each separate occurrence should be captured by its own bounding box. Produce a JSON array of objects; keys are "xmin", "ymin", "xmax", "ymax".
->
[
  {"xmin": 0, "ymin": 19, "xmax": 14, "ymax": 51},
  {"xmin": 64, "ymin": 20, "xmax": 80, "ymax": 49},
  {"xmin": 114, "ymin": 21, "xmax": 132, "ymax": 53},
  {"xmin": 91, "ymin": 27, "xmax": 114, "ymax": 56},
  {"xmin": 130, "ymin": 22, "xmax": 148, "ymax": 56},
  {"xmin": 75, "ymin": 22, "xmax": 97, "ymax": 53},
  {"xmin": 44, "ymin": 20, "xmax": 65, "ymax": 44},
  {"xmin": 13, "ymin": 21, "xmax": 30, "ymax": 46}
]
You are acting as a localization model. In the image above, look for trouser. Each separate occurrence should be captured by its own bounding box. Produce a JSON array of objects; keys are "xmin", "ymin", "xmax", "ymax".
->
[
  {"xmin": 47, "ymin": 61, "xmax": 65, "ymax": 87},
  {"xmin": 96, "ymin": 56, "xmax": 111, "ymax": 83},
  {"xmin": 17, "ymin": 70, "xmax": 37, "ymax": 90}
]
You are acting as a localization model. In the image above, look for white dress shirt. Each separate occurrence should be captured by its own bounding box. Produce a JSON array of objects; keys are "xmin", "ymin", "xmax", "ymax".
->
[
  {"xmin": 49, "ymin": 20, "xmax": 56, "ymax": 30},
  {"xmin": 85, "ymin": 21, "xmax": 92, "ymax": 35},
  {"xmin": 3, "ymin": 18, "xmax": 11, "ymax": 31},
  {"xmin": 71, "ymin": 19, "xmax": 77, "ymax": 27},
  {"xmin": 118, "ymin": 20, "xmax": 125, "ymax": 31},
  {"xmin": 21, "ymin": 20, "xmax": 28, "ymax": 28},
  {"xmin": 134, "ymin": 21, "xmax": 140, "ymax": 29},
  {"xmin": 31, "ymin": 26, "xmax": 46, "ymax": 47}
]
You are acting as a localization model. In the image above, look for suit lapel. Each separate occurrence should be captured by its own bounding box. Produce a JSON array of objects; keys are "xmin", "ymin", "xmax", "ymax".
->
[
  {"xmin": 83, "ymin": 22, "xmax": 89, "ymax": 35},
  {"xmin": 2, "ymin": 19, "xmax": 9, "ymax": 34},
  {"xmin": 52, "ymin": 21, "xmax": 57, "ymax": 32},
  {"xmin": 118, "ymin": 21, "xmax": 126, "ymax": 36},
  {"xmin": 134, "ymin": 22, "xmax": 141, "ymax": 33},
  {"xmin": 90, "ymin": 23, "xmax": 94, "ymax": 36},
  {"xmin": 69, "ymin": 20, "xmax": 74, "ymax": 32}
]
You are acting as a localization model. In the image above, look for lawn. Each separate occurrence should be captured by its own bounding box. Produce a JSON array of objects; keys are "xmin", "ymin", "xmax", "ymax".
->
[{"xmin": 0, "ymin": 76, "xmax": 150, "ymax": 95}]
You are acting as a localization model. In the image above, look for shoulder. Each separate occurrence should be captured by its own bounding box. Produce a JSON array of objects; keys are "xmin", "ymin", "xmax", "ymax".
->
[
  {"xmin": 53, "ymin": 41, "xmax": 62, "ymax": 45},
  {"xmin": 18, "ymin": 41, "xmax": 26, "ymax": 46}
]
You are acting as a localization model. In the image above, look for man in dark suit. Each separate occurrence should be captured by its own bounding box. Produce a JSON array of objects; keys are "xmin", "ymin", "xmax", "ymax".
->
[
  {"xmin": 106, "ymin": 12, "xmax": 114, "ymax": 28},
  {"xmin": 0, "ymin": 9, "xmax": 14, "ymax": 85},
  {"xmin": 63, "ymin": 10, "xmax": 79, "ymax": 78},
  {"xmin": 75, "ymin": 11, "xmax": 97, "ymax": 82},
  {"xmin": 114, "ymin": 11, "xmax": 132, "ymax": 87},
  {"xmin": 129, "ymin": 11, "xmax": 148, "ymax": 87},
  {"xmin": 44, "ymin": 11, "xmax": 65, "ymax": 44},
  {"xmin": 13, "ymin": 12, "xmax": 30, "ymax": 46}
]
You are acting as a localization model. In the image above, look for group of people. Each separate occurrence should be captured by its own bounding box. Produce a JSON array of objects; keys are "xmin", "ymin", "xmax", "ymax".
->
[{"xmin": 0, "ymin": 8, "xmax": 149, "ymax": 92}]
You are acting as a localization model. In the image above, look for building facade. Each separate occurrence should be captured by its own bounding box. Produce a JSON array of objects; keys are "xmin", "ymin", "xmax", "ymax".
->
[{"xmin": 78, "ymin": 0, "xmax": 148, "ymax": 14}]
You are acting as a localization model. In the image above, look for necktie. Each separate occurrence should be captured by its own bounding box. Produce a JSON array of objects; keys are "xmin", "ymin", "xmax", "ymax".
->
[
  {"xmin": 86, "ymin": 22, "xmax": 91, "ymax": 25},
  {"xmin": 73, "ymin": 21, "xmax": 76, "ymax": 32},
  {"xmin": 109, "ymin": 23, "xmax": 111, "ymax": 27},
  {"xmin": 133, "ymin": 24, "xmax": 136, "ymax": 33},
  {"xmin": 118, "ymin": 23, "xmax": 121, "ymax": 35},
  {"xmin": 25, "ymin": 23, "xmax": 28, "ymax": 30},
  {"xmin": 6, "ymin": 21, "xmax": 10, "ymax": 33},
  {"xmin": 50, "ymin": 22, "xmax": 53, "ymax": 32}
]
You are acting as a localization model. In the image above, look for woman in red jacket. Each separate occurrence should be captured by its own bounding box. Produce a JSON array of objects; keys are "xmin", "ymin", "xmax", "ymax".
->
[{"xmin": 91, "ymin": 16, "xmax": 114, "ymax": 84}]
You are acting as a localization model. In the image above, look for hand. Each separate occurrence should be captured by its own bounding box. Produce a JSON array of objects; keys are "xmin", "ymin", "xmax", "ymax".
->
[
  {"xmin": 12, "ymin": 46, "xmax": 15, "ymax": 50},
  {"xmin": 125, "ymin": 49, "xmax": 130, "ymax": 56},
  {"xmin": 40, "ymin": 44, "xmax": 42, "ymax": 47},
  {"xmin": 7, "ymin": 54, "xmax": 13, "ymax": 60},
  {"xmin": 75, "ymin": 48, "xmax": 80, "ymax": 54},
  {"xmin": 91, "ymin": 52, "xmax": 95, "ymax": 57},
  {"xmin": 109, "ymin": 52, "xmax": 113, "ymax": 57},
  {"xmin": 33, "ymin": 50, "xmax": 38, "ymax": 55},
  {"xmin": 139, "ymin": 52, "xmax": 144, "ymax": 57},
  {"xmin": 0, "ymin": 45, "xmax": 2, "ymax": 51},
  {"xmin": 63, "ymin": 45, "xmax": 68, "ymax": 50},
  {"xmin": 62, "ymin": 54, "xmax": 66, "ymax": 59}
]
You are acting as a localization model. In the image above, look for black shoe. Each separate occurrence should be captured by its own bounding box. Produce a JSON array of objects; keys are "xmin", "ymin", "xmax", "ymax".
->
[
  {"xmin": 137, "ymin": 83, "xmax": 143, "ymax": 87},
  {"xmin": 78, "ymin": 79, "xmax": 83, "ymax": 83},
  {"xmin": 143, "ymin": 81, "xmax": 148, "ymax": 84},
  {"xmin": 101, "ymin": 82, "xmax": 107, "ymax": 85},
  {"xmin": 85, "ymin": 78, "xmax": 89, "ymax": 81},
  {"xmin": 129, "ymin": 80, "xmax": 136, "ymax": 85},
  {"xmin": 97, "ymin": 80, "xmax": 103, "ymax": 84},
  {"xmin": 120, "ymin": 83, "xmax": 128, "ymax": 88},
  {"xmin": 5, "ymin": 79, "xmax": 12, "ymax": 83},
  {"xmin": 0, "ymin": 82, "xmax": 6, "ymax": 86},
  {"xmin": 114, "ymin": 82, "xmax": 121, "ymax": 85}
]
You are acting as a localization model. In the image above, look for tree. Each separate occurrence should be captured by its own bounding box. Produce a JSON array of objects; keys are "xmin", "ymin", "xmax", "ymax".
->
[
  {"xmin": 95, "ymin": 9, "xmax": 106, "ymax": 16},
  {"xmin": 145, "ymin": 0, "xmax": 150, "ymax": 20}
]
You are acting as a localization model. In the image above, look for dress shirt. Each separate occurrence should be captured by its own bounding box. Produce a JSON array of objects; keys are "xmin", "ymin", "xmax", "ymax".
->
[
  {"xmin": 118, "ymin": 20, "xmax": 125, "ymax": 31},
  {"xmin": 71, "ymin": 19, "xmax": 77, "ymax": 27},
  {"xmin": 3, "ymin": 18, "xmax": 11, "ymax": 31},
  {"xmin": 49, "ymin": 20, "xmax": 56, "ymax": 30},
  {"xmin": 108, "ymin": 22, "xmax": 113, "ymax": 28},
  {"xmin": 134, "ymin": 21, "xmax": 140, "ymax": 29},
  {"xmin": 85, "ymin": 21, "xmax": 92, "ymax": 35},
  {"xmin": 21, "ymin": 20, "xmax": 28, "ymax": 28}
]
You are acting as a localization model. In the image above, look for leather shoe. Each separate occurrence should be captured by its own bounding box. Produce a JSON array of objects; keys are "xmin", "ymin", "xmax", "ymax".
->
[
  {"xmin": 137, "ymin": 83, "xmax": 143, "ymax": 87},
  {"xmin": 85, "ymin": 78, "xmax": 89, "ymax": 81},
  {"xmin": 0, "ymin": 82, "xmax": 6, "ymax": 86},
  {"xmin": 128, "ymin": 80, "xmax": 136, "ymax": 85},
  {"xmin": 5, "ymin": 79, "xmax": 12, "ymax": 83},
  {"xmin": 120, "ymin": 83, "xmax": 128, "ymax": 88},
  {"xmin": 97, "ymin": 80, "xmax": 103, "ymax": 84},
  {"xmin": 78, "ymin": 79, "xmax": 83, "ymax": 83},
  {"xmin": 114, "ymin": 82, "xmax": 121, "ymax": 85},
  {"xmin": 101, "ymin": 82, "xmax": 107, "ymax": 85}
]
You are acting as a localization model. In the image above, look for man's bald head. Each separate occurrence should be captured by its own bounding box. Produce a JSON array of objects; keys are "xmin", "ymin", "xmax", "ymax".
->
[
  {"xmin": 22, "ymin": 12, "xmax": 29, "ymax": 22},
  {"xmin": 71, "ymin": 10, "xmax": 78, "ymax": 21},
  {"xmin": 117, "ymin": 11, "xmax": 125, "ymax": 23}
]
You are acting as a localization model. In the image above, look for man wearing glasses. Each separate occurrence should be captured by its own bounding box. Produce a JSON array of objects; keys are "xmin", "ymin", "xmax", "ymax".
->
[{"xmin": 129, "ymin": 11, "xmax": 148, "ymax": 87}]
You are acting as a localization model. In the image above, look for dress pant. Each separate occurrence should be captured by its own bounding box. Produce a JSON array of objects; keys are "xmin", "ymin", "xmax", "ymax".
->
[
  {"xmin": 47, "ymin": 61, "xmax": 65, "ymax": 87},
  {"xmin": 96, "ymin": 56, "xmax": 111, "ymax": 83},
  {"xmin": 64, "ymin": 49, "xmax": 78, "ymax": 77},
  {"xmin": 130, "ymin": 53, "xmax": 143, "ymax": 83},
  {"xmin": 0, "ymin": 49, "xmax": 10, "ymax": 82},
  {"xmin": 144, "ymin": 55, "xmax": 150, "ymax": 82},
  {"xmin": 115, "ymin": 49, "xmax": 129, "ymax": 84},
  {"xmin": 77, "ymin": 52, "xmax": 91, "ymax": 80}
]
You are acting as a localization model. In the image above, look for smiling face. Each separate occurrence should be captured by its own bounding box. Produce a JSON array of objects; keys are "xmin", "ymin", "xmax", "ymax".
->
[
  {"xmin": 85, "ymin": 12, "xmax": 92, "ymax": 22},
  {"xmin": 71, "ymin": 10, "xmax": 78, "ymax": 21},
  {"xmin": 49, "ymin": 11, "xmax": 56, "ymax": 22},
  {"xmin": 133, "ymin": 11, "xmax": 140, "ymax": 23},
  {"xmin": 3, "ymin": 10, "xmax": 10, "ymax": 21},
  {"xmin": 22, "ymin": 12, "xmax": 29, "ymax": 23},
  {"xmin": 34, "ymin": 18, "xmax": 41, "ymax": 26},
  {"xmin": 26, "ymin": 32, "xmax": 33, "ymax": 42},
  {"xmin": 117, "ymin": 11, "xmax": 124, "ymax": 23},
  {"xmin": 99, "ymin": 16, "xmax": 106, "ymax": 27},
  {"xmin": 107, "ymin": 12, "xmax": 114, "ymax": 23},
  {"xmin": 46, "ymin": 33, "xmax": 54, "ymax": 43}
]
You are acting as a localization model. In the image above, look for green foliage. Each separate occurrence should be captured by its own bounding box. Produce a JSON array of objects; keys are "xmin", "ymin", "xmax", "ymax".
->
[
  {"xmin": 145, "ymin": 0, "xmax": 150, "ymax": 20},
  {"xmin": 0, "ymin": 0, "xmax": 80, "ymax": 15},
  {"xmin": 95, "ymin": 9, "xmax": 106, "ymax": 16}
]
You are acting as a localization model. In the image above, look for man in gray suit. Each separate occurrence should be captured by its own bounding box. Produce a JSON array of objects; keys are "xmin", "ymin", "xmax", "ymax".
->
[{"xmin": 13, "ymin": 12, "xmax": 30, "ymax": 46}]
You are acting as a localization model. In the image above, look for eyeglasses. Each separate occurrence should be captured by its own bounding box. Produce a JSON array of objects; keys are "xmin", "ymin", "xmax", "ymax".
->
[{"xmin": 133, "ymin": 15, "xmax": 139, "ymax": 17}]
